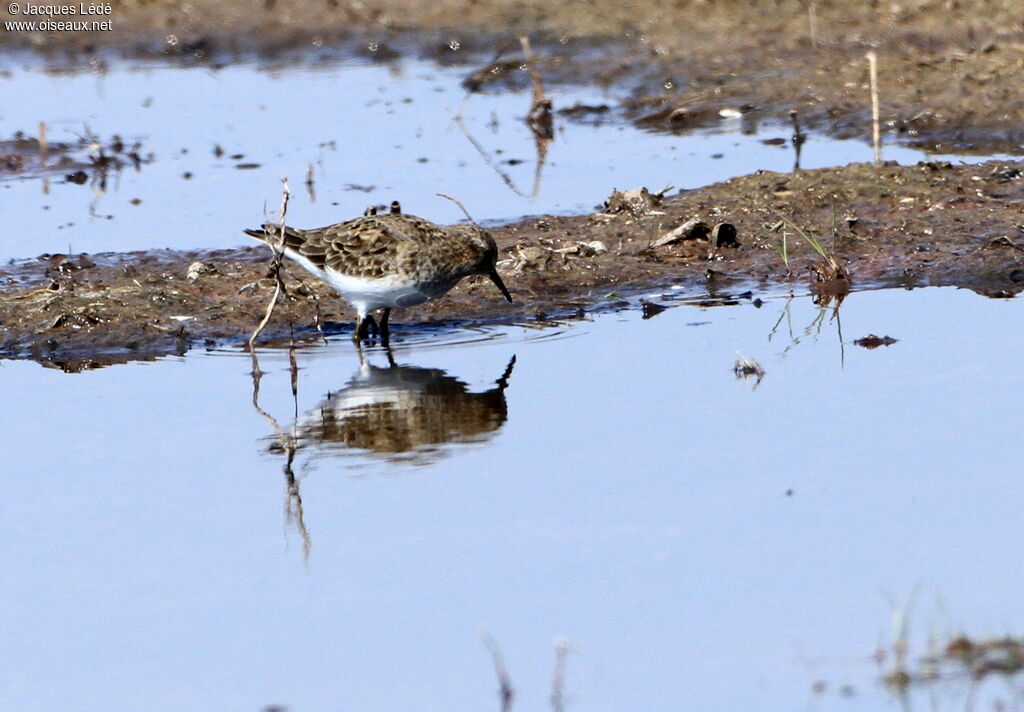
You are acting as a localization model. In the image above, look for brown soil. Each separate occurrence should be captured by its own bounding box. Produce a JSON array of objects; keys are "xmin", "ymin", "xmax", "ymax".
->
[
  {"xmin": 4, "ymin": 1, "xmax": 1024, "ymax": 151},
  {"xmin": 4, "ymin": 2, "xmax": 1024, "ymax": 368},
  {"xmin": 3, "ymin": 158, "xmax": 1023, "ymax": 369}
]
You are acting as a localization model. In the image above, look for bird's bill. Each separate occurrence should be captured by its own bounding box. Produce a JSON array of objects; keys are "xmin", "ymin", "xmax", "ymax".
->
[{"xmin": 489, "ymin": 269, "xmax": 513, "ymax": 303}]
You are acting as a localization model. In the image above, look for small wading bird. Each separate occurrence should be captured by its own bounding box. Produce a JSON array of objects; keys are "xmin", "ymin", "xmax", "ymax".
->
[{"xmin": 244, "ymin": 201, "xmax": 512, "ymax": 343}]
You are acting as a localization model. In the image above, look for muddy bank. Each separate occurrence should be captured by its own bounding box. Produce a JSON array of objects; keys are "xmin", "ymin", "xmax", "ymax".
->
[
  {"xmin": 2, "ymin": 158, "xmax": 1022, "ymax": 369},
  {"xmin": 3, "ymin": 2, "xmax": 1024, "ymax": 152}
]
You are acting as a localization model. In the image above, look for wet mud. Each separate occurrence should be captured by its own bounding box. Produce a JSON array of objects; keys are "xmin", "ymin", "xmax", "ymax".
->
[
  {"xmin": 3, "ymin": 158, "xmax": 1022, "ymax": 369},
  {"xmin": 4, "ymin": 2, "xmax": 1024, "ymax": 368}
]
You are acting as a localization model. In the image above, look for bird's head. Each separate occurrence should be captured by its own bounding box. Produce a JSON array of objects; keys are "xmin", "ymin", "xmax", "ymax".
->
[{"xmin": 447, "ymin": 223, "xmax": 512, "ymax": 303}]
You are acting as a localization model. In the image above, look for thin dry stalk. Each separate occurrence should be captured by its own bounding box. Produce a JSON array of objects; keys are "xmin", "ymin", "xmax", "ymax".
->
[
  {"xmin": 38, "ymin": 120, "xmax": 47, "ymax": 167},
  {"xmin": 808, "ymin": 1, "xmax": 818, "ymax": 47},
  {"xmin": 248, "ymin": 178, "xmax": 291, "ymax": 349},
  {"xmin": 436, "ymin": 192, "xmax": 477, "ymax": 223},
  {"xmin": 866, "ymin": 51, "xmax": 882, "ymax": 163}
]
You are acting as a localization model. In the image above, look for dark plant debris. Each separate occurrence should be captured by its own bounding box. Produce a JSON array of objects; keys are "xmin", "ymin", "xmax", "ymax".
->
[{"xmin": 854, "ymin": 334, "xmax": 898, "ymax": 349}]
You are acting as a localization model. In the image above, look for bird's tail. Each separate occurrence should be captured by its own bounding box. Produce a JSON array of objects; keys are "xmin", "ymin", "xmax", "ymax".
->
[{"xmin": 243, "ymin": 224, "xmax": 304, "ymax": 249}]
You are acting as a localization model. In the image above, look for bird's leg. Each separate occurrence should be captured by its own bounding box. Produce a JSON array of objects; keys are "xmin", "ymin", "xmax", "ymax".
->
[
  {"xmin": 379, "ymin": 308, "xmax": 391, "ymax": 345},
  {"xmin": 354, "ymin": 314, "xmax": 379, "ymax": 342},
  {"xmin": 382, "ymin": 340, "xmax": 397, "ymax": 368}
]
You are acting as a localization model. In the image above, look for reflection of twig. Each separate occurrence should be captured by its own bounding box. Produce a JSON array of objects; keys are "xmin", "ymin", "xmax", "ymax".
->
[
  {"xmin": 482, "ymin": 635, "xmax": 514, "ymax": 712},
  {"xmin": 832, "ymin": 301, "xmax": 845, "ymax": 367},
  {"xmin": 451, "ymin": 37, "xmax": 552, "ymax": 200},
  {"xmin": 520, "ymin": 36, "xmax": 553, "ymax": 141},
  {"xmin": 550, "ymin": 639, "xmax": 571, "ymax": 712},
  {"xmin": 249, "ymin": 178, "xmax": 291, "ymax": 348},
  {"xmin": 767, "ymin": 295, "xmax": 795, "ymax": 344},
  {"xmin": 305, "ymin": 162, "xmax": 315, "ymax": 203},
  {"xmin": 773, "ymin": 297, "xmax": 845, "ymax": 369},
  {"xmin": 250, "ymin": 346, "xmax": 311, "ymax": 563},
  {"xmin": 780, "ymin": 304, "xmax": 826, "ymax": 357},
  {"xmin": 282, "ymin": 445, "xmax": 311, "ymax": 563},
  {"xmin": 289, "ymin": 332, "xmax": 299, "ymax": 417},
  {"xmin": 453, "ymin": 113, "xmax": 542, "ymax": 198},
  {"xmin": 790, "ymin": 110, "xmax": 806, "ymax": 172}
]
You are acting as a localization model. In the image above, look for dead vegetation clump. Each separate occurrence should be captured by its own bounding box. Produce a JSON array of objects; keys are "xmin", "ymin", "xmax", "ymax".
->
[{"xmin": 0, "ymin": 128, "xmax": 152, "ymax": 183}]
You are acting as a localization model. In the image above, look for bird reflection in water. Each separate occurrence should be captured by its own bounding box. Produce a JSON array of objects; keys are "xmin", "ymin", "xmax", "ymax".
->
[
  {"xmin": 252, "ymin": 345, "xmax": 515, "ymax": 562},
  {"xmin": 290, "ymin": 349, "xmax": 516, "ymax": 466}
]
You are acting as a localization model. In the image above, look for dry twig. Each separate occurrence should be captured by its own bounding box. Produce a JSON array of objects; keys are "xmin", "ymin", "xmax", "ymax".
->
[
  {"xmin": 867, "ymin": 51, "xmax": 882, "ymax": 163},
  {"xmin": 248, "ymin": 178, "xmax": 291, "ymax": 348}
]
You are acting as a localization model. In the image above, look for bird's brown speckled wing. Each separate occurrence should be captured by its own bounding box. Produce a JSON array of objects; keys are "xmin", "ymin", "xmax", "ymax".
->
[
  {"xmin": 318, "ymin": 215, "xmax": 446, "ymax": 278},
  {"xmin": 247, "ymin": 214, "xmax": 445, "ymax": 279}
]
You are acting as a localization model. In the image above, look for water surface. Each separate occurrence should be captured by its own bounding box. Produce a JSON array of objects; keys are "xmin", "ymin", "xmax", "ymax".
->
[{"xmin": 4, "ymin": 286, "xmax": 1024, "ymax": 711}]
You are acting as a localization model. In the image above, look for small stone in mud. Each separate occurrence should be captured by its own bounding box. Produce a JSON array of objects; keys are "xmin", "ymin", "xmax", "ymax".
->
[
  {"xmin": 186, "ymin": 261, "xmax": 217, "ymax": 282},
  {"xmin": 712, "ymin": 222, "xmax": 740, "ymax": 248},
  {"xmin": 641, "ymin": 300, "xmax": 666, "ymax": 319},
  {"xmin": 576, "ymin": 240, "xmax": 608, "ymax": 256},
  {"xmin": 602, "ymin": 186, "xmax": 669, "ymax": 218},
  {"xmin": 854, "ymin": 334, "xmax": 898, "ymax": 349},
  {"xmin": 130, "ymin": 198, "xmax": 142, "ymax": 205}
]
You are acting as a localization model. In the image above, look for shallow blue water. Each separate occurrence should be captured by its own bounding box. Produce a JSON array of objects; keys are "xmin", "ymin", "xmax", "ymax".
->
[{"xmin": 3, "ymin": 286, "xmax": 1024, "ymax": 711}]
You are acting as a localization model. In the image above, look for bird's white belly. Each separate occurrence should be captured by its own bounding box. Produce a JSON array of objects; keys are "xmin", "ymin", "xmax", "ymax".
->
[
  {"xmin": 283, "ymin": 249, "xmax": 444, "ymax": 315},
  {"xmin": 326, "ymin": 270, "xmax": 435, "ymax": 312}
]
